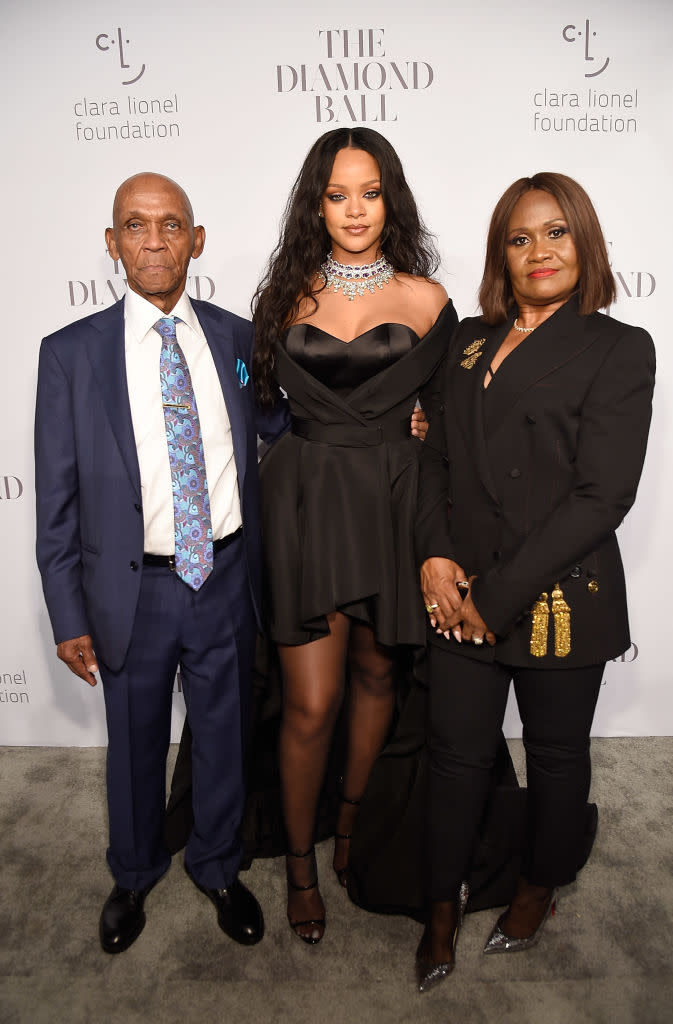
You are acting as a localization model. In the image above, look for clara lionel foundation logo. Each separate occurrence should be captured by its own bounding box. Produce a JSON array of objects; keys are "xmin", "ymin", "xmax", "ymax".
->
[
  {"xmin": 1, "ymin": 669, "xmax": 30, "ymax": 706},
  {"xmin": 531, "ymin": 17, "xmax": 640, "ymax": 136},
  {"xmin": 73, "ymin": 25, "xmax": 182, "ymax": 143},
  {"xmin": 276, "ymin": 27, "xmax": 435, "ymax": 124},
  {"xmin": 67, "ymin": 259, "xmax": 216, "ymax": 310}
]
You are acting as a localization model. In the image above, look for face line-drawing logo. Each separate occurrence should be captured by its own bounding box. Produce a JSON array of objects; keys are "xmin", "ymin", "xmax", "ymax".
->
[
  {"xmin": 562, "ymin": 19, "xmax": 610, "ymax": 77},
  {"xmin": 96, "ymin": 28, "xmax": 146, "ymax": 85}
]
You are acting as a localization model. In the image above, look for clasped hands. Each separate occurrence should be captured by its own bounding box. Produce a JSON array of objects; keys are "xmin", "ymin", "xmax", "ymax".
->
[{"xmin": 420, "ymin": 557, "xmax": 496, "ymax": 646}]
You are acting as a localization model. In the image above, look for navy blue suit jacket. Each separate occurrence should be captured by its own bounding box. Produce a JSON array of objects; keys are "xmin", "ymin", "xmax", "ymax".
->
[{"xmin": 35, "ymin": 296, "xmax": 288, "ymax": 672}]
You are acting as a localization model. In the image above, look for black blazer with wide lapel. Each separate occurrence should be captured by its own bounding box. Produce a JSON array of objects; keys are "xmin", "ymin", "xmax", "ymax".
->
[{"xmin": 417, "ymin": 296, "xmax": 655, "ymax": 667}]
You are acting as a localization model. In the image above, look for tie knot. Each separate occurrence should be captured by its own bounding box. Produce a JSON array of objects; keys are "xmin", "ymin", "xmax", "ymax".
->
[{"xmin": 154, "ymin": 317, "xmax": 180, "ymax": 341}]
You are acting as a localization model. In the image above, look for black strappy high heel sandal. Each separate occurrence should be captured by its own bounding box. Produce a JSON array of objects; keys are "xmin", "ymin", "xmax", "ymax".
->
[
  {"xmin": 333, "ymin": 794, "xmax": 360, "ymax": 888},
  {"xmin": 286, "ymin": 848, "xmax": 326, "ymax": 945}
]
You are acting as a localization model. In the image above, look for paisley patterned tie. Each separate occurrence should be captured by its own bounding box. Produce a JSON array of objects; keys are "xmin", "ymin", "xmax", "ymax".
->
[{"xmin": 155, "ymin": 317, "xmax": 213, "ymax": 590}]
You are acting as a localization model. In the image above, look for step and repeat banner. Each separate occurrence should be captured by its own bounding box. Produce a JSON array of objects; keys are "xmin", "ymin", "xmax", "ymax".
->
[{"xmin": 2, "ymin": 0, "xmax": 670, "ymax": 743}]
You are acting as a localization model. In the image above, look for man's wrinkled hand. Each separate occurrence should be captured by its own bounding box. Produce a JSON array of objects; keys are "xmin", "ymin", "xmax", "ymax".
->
[{"xmin": 57, "ymin": 635, "xmax": 98, "ymax": 686}]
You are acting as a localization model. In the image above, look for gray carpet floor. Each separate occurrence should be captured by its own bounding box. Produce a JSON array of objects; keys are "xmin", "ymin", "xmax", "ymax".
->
[{"xmin": 1, "ymin": 738, "xmax": 672, "ymax": 1024}]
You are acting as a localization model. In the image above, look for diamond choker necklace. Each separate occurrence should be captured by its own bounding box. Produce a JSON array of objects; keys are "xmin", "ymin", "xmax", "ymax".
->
[{"xmin": 320, "ymin": 251, "xmax": 395, "ymax": 301}]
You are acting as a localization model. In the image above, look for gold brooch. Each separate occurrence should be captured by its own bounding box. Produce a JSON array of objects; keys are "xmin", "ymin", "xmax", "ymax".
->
[{"xmin": 460, "ymin": 338, "xmax": 486, "ymax": 370}]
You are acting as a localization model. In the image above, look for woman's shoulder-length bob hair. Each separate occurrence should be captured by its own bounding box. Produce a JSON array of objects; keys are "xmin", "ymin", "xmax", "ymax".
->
[{"xmin": 478, "ymin": 171, "xmax": 616, "ymax": 325}]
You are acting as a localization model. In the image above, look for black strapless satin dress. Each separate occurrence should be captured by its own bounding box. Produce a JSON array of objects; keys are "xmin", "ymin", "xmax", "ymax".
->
[{"xmin": 260, "ymin": 316, "xmax": 451, "ymax": 647}]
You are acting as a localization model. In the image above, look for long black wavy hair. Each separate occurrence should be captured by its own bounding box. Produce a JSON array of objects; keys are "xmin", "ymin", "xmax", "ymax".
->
[{"xmin": 252, "ymin": 128, "xmax": 440, "ymax": 405}]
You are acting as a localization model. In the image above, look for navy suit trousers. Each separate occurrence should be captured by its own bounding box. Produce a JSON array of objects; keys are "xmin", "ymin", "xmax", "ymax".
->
[{"xmin": 99, "ymin": 534, "xmax": 255, "ymax": 891}]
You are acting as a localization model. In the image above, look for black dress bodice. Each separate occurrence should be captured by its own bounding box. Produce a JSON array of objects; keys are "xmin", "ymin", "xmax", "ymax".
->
[{"xmin": 283, "ymin": 322, "xmax": 418, "ymax": 394}]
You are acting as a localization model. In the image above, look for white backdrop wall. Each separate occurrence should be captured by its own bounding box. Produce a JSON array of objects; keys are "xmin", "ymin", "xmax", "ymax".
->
[{"xmin": 1, "ymin": 0, "xmax": 670, "ymax": 745}]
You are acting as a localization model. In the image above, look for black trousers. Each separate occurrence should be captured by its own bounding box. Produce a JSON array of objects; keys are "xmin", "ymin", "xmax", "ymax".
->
[{"xmin": 426, "ymin": 645, "xmax": 604, "ymax": 901}]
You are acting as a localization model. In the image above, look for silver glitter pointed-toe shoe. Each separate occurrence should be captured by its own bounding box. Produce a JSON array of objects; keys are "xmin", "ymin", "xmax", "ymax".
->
[
  {"xmin": 483, "ymin": 889, "xmax": 558, "ymax": 954},
  {"xmin": 417, "ymin": 960, "xmax": 453, "ymax": 993},
  {"xmin": 416, "ymin": 881, "xmax": 469, "ymax": 993}
]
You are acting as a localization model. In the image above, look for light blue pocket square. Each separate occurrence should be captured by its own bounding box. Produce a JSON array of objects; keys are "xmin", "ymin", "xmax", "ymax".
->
[{"xmin": 236, "ymin": 358, "xmax": 249, "ymax": 388}]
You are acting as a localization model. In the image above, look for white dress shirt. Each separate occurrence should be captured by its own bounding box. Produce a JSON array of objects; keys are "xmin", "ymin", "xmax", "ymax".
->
[{"xmin": 124, "ymin": 288, "xmax": 242, "ymax": 554}]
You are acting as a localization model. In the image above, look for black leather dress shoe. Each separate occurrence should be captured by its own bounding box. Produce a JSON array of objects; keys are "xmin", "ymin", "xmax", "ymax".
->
[
  {"xmin": 99, "ymin": 884, "xmax": 151, "ymax": 954},
  {"xmin": 188, "ymin": 871, "xmax": 264, "ymax": 945}
]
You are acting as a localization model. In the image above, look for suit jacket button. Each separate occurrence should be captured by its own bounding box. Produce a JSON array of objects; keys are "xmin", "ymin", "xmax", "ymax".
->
[
  {"xmin": 570, "ymin": 565, "xmax": 582, "ymax": 578},
  {"xmin": 130, "ymin": 560, "xmax": 138, "ymax": 571},
  {"xmin": 509, "ymin": 468, "xmax": 521, "ymax": 478},
  {"xmin": 134, "ymin": 503, "xmax": 142, "ymax": 513},
  {"xmin": 588, "ymin": 578, "xmax": 599, "ymax": 594},
  {"xmin": 526, "ymin": 414, "xmax": 536, "ymax": 424}
]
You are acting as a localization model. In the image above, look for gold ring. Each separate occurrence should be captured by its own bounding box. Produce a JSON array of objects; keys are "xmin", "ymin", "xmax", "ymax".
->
[{"xmin": 425, "ymin": 603, "xmax": 439, "ymax": 613}]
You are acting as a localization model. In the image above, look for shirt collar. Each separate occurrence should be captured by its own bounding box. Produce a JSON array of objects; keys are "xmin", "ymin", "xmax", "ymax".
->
[{"xmin": 124, "ymin": 288, "xmax": 203, "ymax": 344}]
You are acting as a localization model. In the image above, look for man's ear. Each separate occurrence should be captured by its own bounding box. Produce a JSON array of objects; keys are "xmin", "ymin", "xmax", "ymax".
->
[
  {"xmin": 105, "ymin": 227, "xmax": 119, "ymax": 261},
  {"xmin": 192, "ymin": 225, "xmax": 206, "ymax": 259}
]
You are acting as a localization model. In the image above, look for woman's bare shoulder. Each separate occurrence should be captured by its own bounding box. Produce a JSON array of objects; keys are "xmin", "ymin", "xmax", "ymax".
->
[{"xmin": 396, "ymin": 274, "xmax": 450, "ymax": 317}]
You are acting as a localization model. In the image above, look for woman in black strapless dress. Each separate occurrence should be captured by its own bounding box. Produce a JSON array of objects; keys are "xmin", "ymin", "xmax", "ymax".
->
[{"xmin": 252, "ymin": 128, "xmax": 455, "ymax": 943}]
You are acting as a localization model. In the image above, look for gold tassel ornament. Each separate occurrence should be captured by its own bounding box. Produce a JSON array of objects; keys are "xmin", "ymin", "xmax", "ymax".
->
[
  {"xmin": 551, "ymin": 583, "xmax": 571, "ymax": 657},
  {"xmin": 529, "ymin": 593, "xmax": 549, "ymax": 658}
]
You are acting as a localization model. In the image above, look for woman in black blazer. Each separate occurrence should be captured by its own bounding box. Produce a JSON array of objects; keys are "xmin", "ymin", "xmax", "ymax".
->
[{"xmin": 414, "ymin": 173, "xmax": 655, "ymax": 991}]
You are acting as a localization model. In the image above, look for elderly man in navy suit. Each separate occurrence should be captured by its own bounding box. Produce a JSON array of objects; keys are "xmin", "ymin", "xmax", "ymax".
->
[{"xmin": 35, "ymin": 172, "xmax": 287, "ymax": 953}]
